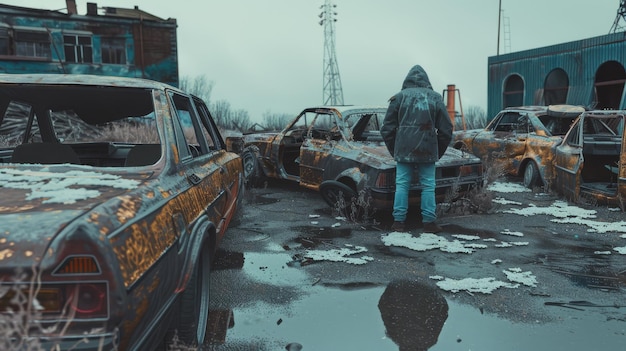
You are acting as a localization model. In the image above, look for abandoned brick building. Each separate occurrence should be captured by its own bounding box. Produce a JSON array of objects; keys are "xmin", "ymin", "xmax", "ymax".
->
[{"xmin": 0, "ymin": 0, "xmax": 178, "ymax": 86}]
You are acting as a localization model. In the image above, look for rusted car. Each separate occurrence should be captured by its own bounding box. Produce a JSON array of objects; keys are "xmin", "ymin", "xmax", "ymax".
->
[
  {"xmin": 0, "ymin": 74, "xmax": 244, "ymax": 350},
  {"xmin": 227, "ymin": 105, "xmax": 483, "ymax": 212},
  {"xmin": 451, "ymin": 105, "xmax": 585, "ymax": 188},
  {"xmin": 554, "ymin": 109, "xmax": 625, "ymax": 207}
]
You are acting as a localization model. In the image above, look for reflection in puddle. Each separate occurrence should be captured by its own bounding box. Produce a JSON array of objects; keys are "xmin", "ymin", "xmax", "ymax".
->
[
  {"xmin": 242, "ymin": 251, "xmax": 310, "ymax": 286},
  {"xmin": 378, "ymin": 280, "xmax": 448, "ymax": 350},
  {"xmin": 294, "ymin": 225, "xmax": 352, "ymax": 239},
  {"xmin": 245, "ymin": 192, "xmax": 281, "ymax": 205},
  {"xmin": 218, "ymin": 281, "xmax": 625, "ymax": 350},
  {"xmin": 533, "ymin": 241, "xmax": 626, "ymax": 290}
]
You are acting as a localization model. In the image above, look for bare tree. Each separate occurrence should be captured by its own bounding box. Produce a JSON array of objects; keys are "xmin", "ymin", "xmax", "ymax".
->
[
  {"xmin": 261, "ymin": 111, "xmax": 293, "ymax": 130},
  {"xmin": 229, "ymin": 109, "xmax": 252, "ymax": 131},
  {"xmin": 461, "ymin": 105, "xmax": 488, "ymax": 130},
  {"xmin": 179, "ymin": 75, "xmax": 214, "ymax": 104},
  {"xmin": 210, "ymin": 100, "xmax": 231, "ymax": 129}
]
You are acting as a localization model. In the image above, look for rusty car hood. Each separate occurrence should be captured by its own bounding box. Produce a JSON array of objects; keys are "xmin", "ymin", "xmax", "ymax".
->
[
  {"xmin": 0, "ymin": 164, "xmax": 153, "ymax": 265},
  {"xmin": 347, "ymin": 141, "xmax": 397, "ymax": 169},
  {"xmin": 340, "ymin": 140, "xmax": 479, "ymax": 169}
]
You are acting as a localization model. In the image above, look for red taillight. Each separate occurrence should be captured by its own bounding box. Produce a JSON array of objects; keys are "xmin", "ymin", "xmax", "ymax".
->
[
  {"xmin": 0, "ymin": 283, "xmax": 108, "ymax": 319},
  {"xmin": 376, "ymin": 171, "xmax": 395, "ymax": 188},
  {"xmin": 68, "ymin": 283, "xmax": 107, "ymax": 317},
  {"xmin": 459, "ymin": 165, "xmax": 481, "ymax": 177},
  {"xmin": 54, "ymin": 256, "xmax": 100, "ymax": 275}
]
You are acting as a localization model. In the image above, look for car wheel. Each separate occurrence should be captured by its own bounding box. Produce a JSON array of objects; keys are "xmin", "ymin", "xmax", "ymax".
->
[
  {"xmin": 241, "ymin": 147, "xmax": 264, "ymax": 187},
  {"xmin": 523, "ymin": 161, "xmax": 540, "ymax": 188},
  {"xmin": 176, "ymin": 244, "xmax": 211, "ymax": 346},
  {"xmin": 319, "ymin": 180, "xmax": 357, "ymax": 210}
]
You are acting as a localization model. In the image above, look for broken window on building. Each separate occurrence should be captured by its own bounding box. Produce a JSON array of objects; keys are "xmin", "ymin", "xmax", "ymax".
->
[
  {"xmin": 63, "ymin": 33, "xmax": 93, "ymax": 63},
  {"xmin": 101, "ymin": 37, "xmax": 126, "ymax": 64},
  {"xmin": 14, "ymin": 27, "xmax": 51, "ymax": 58}
]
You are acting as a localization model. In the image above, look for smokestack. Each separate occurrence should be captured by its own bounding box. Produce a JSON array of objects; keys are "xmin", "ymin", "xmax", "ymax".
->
[
  {"xmin": 86, "ymin": 2, "xmax": 98, "ymax": 16},
  {"xmin": 66, "ymin": 0, "xmax": 77, "ymax": 14},
  {"xmin": 446, "ymin": 84, "xmax": 456, "ymax": 130}
]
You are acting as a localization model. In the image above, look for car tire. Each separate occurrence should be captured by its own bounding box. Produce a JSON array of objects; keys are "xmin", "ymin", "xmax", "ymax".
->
[
  {"xmin": 176, "ymin": 244, "xmax": 211, "ymax": 346},
  {"xmin": 319, "ymin": 180, "xmax": 357, "ymax": 211},
  {"xmin": 241, "ymin": 147, "xmax": 264, "ymax": 187},
  {"xmin": 523, "ymin": 161, "xmax": 540, "ymax": 188}
]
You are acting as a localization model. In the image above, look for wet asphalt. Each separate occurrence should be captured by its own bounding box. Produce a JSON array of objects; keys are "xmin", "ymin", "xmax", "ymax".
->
[{"xmin": 203, "ymin": 179, "xmax": 626, "ymax": 351}]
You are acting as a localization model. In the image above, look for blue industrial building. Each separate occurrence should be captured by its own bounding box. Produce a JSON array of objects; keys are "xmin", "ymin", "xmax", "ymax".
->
[
  {"xmin": 0, "ymin": 1, "xmax": 178, "ymax": 86},
  {"xmin": 487, "ymin": 32, "xmax": 626, "ymax": 118}
]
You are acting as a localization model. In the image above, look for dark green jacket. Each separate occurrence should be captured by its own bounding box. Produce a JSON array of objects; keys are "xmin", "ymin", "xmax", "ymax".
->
[{"xmin": 380, "ymin": 65, "xmax": 453, "ymax": 163}]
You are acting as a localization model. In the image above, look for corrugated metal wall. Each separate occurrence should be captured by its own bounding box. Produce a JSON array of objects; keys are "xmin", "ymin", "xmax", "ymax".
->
[{"xmin": 487, "ymin": 32, "xmax": 626, "ymax": 119}]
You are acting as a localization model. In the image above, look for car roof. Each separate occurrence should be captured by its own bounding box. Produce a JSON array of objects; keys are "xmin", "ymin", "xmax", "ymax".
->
[
  {"xmin": 0, "ymin": 73, "xmax": 181, "ymax": 91},
  {"xmin": 306, "ymin": 105, "xmax": 388, "ymax": 115},
  {"xmin": 503, "ymin": 104, "xmax": 585, "ymax": 118}
]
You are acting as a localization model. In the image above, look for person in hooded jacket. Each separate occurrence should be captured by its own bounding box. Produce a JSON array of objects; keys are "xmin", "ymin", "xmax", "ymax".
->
[{"xmin": 380, "ymin": 65, "xmax": 453, "ymax": 233}]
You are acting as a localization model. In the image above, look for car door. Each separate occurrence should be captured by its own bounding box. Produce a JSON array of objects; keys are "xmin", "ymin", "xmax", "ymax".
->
[
  {"xmin": 168, "ymin": 92, "xmax": 233, "ymax": 266},
  {"xmin": 269, "ymin": 111, "xmax": 310, "ymax": 180},
  {"xmin": 191, "ymin": 95, "xmax": 241, "ymax": 239},
  {"xmin": 554, "ymin": 116, "xmax": 584, "ymax": 201},
  {"xmin": 299, "ymin": 111, "xmax": 337, "ymax": 189},
  {"xmin": 472, "ymin": 111, "xmax": 527, "ymax": 173}
]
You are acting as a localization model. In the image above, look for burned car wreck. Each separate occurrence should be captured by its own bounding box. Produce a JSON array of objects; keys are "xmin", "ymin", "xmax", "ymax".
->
[
  {"xmin": 227, "ymin": 105, "xmax": 484, "ymax": 212},
  {"xmin": 554, "ymin": 109, "xmax": 625, "ymax": 208},
  {"xmin": 452, "ymin": 105, "xmax": 585, "ymax": 188},
  {"xmin": 0, "ymin": 74, "xmax": 244, "ymax": 350}
]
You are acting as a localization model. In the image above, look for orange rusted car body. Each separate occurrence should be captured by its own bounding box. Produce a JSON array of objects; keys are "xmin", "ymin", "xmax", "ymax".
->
[
  {"xmin": 452, "ymin": 105, "xmax": 585, "ymax": 188},
  {"xmin": 0, "ymin": 74, "xmax": 244, "ymax": 350},
  {"xmin": 554, "ymin": 109, "xmax": 625, "ymax": 208},
  {"xmin": 228, "ymin": 106, "xmax": 484, "ymax": 211}
]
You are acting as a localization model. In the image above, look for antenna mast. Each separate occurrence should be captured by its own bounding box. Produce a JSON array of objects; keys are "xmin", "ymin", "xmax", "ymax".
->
[
  {"xmin": 319, "ymin": 0, "xmax": 344, "ymax": 105},
  {"xmin": 610, "ymin": 0, "xmax": 626, "ymax": 33}
]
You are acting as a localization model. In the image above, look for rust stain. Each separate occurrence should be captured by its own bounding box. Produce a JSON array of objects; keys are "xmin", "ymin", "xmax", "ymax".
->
[
  {"xmin": 116, "ymin": 195, "xmax": 140, "ymax": 224},
  {"xmin": 0, "ymin": 249, "xmax": 14, "ymax": 260}
]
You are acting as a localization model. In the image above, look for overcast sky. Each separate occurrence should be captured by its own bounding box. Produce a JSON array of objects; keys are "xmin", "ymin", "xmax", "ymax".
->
[{"xmin": 5, "ymin": 1, "xmax": 621, "ymax": 121}]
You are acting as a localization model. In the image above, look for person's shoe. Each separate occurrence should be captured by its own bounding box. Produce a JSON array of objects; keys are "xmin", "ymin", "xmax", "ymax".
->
[
  {"xmin": 391, "ymin": 221, "xmax": 406, "ymax": 232},
  {"xmin": 423, "ymin": 221, "xmax": 442, "ymax": 233}
]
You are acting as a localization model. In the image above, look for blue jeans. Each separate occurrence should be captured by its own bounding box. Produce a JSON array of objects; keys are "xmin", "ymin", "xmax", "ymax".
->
[{"xmin": 393, "ymin": 161, "xmax": 437, "ymax": 223}]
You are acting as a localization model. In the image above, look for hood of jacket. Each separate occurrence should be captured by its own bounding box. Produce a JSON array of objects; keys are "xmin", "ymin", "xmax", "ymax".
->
[{"xmin": 401, "ymin": 65, "xmax": 433, "ymax": 90}]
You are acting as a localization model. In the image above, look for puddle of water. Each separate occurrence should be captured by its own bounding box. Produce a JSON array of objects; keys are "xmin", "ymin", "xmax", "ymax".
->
[
  {"xmin": 294, "ymin": 225, "xmax": 353, "ymax": 239},
  {"xmin": 217, "ymin": 285, "xmax": 625, "ymax": 351},
  {"xmin": 241, "ymin": 251, "xmax": 310, "ymax": 286},
  {"xmin": 211, "ymin": 248, "xmax": 625, "ymax": 350},
  {"xmin": 246, "ymin": 193, "xmax": 281, "ymax": 205}
]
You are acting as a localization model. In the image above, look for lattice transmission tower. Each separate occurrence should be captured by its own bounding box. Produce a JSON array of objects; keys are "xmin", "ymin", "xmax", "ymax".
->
[
  {"xmin": 318, "ymin": 0, "xmax": 344, "ymax": 105},
  {"xmin": 610, "ymin": 0, "xmax": 626, "ymax": 33}
]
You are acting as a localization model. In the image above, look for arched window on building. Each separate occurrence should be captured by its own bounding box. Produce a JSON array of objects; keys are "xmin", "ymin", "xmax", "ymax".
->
[
  {"xmin": 544, "ymin": 68, "xmax": 569, "ymax": 105},
  {"xmin": 594, "ymin": 61, "xmax": 626, "ymax": 109},
  {"xmin": 503, "ymin": 74, "xmax": 524, "ymax": 108}
]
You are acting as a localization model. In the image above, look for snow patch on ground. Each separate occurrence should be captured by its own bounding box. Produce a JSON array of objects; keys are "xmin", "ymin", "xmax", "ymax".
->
[
  {"xmin": 503, "ymin": 200, "xmax": 597, "ymax": 219},
  {"xmin": 432, "ymin": 276, "xmax": 519, "ymax": 294},
  {"xmin": 503, "ymin": 268, "xmax": 537, "ymax": 287},
  {"xmin": 494, "ymin": 241, "xmax": 529, "ymax": 248},
  {"xmin": 487, "ymin": 181, "xmax": 531, "ymax": 193},
  {"xmin": 451, "ymin": 234, "xmax": 481, "ymax": 241},
  {"xmin": 500, "ymin": 229, "xmax": 524, "ymax": 237},
  {"xmin": 503, "ymin": 200, "xmax": 626, "ymax": 233},
  {"xmin": 381, "ymin": 232, "xmax": 474, "ymax": 254},
  {"xmin": 428, "ymin": 268, "xmax": 537, "ymax": 294},
  {"xmin": 492, "ymin": 197, "xmax": 523, "ymax": 205},
  {"xmin": 594, "ymin": 251, "xmax": 612, "ymax": 255},
  {"xmin": 304, "ymin": 245, "xmax": 374, "ymax": 265}
]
